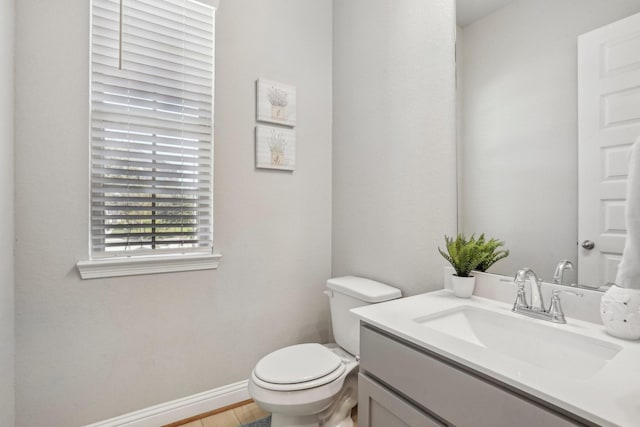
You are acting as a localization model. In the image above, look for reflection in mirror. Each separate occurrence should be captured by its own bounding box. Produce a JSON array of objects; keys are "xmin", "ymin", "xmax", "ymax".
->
[{"xmin": 456, "ymin": 0, "xmax": 640, "ymax": 286}]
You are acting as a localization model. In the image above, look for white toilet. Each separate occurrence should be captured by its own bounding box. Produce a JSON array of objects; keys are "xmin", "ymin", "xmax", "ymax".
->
[{"xmin": 248, "ymin": 276, "xmax": 401, "ymax": 427}]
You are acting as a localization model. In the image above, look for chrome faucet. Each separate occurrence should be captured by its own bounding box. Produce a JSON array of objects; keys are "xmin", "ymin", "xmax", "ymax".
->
[
  {"xmin": 514, "ymin": 268, "xmax": 544, "ymax": 311},
  {"xmin": 512, "ymin": 267, "xmax": 583, "ymax": 324},
  {"xmin": 553, "ymin": 259, "xmax": 574, "ymax": 285}
]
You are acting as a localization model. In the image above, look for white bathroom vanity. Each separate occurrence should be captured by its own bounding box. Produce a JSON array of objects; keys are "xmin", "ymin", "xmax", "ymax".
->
[{"xmin": 352, "ymin": 290, "xmax": 640, "ymax": 427}]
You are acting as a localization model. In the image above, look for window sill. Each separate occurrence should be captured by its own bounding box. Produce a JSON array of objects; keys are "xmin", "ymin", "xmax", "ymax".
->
[{"xmin": 77, "ymin": 253, "xmax": 222, "ymax": 279}]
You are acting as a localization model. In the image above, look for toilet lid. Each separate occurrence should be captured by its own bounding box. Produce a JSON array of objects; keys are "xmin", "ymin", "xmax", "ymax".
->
[{"xmin": 254, "ymin": 343, "xmax": 342, "ymax": 385}]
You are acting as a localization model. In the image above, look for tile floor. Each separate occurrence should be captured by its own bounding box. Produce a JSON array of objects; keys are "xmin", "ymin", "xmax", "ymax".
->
[{"xmin": 176, "ymin": 401, "xmax": 358, "ymax": 427}]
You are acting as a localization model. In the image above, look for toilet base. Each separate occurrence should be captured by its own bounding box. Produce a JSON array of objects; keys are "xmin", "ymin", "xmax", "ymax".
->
[
  {"xmin": 271, "ymin": 413, "xmax": 319, "ymax": 427},
  {"xmin": 269, "ymin": 374, "xmax": 357, "ymax": 427}
]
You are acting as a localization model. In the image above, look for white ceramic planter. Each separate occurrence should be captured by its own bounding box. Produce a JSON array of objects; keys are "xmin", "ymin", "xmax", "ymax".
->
[
  {"xmin": 600, "ymin": 285, "xmax": 640, "ymax": 340},
  {"xmin": 451, "ymin": 275, "xmax": 476, "ymax": 298}
]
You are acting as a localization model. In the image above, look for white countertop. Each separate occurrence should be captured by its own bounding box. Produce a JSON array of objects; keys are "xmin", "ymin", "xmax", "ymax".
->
[{"xmin": 351, "ymin": 290, "xmax": 640, "ymax": 427}]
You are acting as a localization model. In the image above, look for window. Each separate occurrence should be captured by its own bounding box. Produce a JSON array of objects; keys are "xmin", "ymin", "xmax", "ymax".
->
[{"xmin": 79, "ymin": 0, "xmax": 219, "ymax": 278}]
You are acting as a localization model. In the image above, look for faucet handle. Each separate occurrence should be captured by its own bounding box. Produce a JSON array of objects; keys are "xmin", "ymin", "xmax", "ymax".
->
[
  {"xmin": 552, "ymin": 289, "xmax": 583, "ymax": 299},
  {"xmin": 547, "ymin": 289, "xmax": 583, "ymax": 323},
  {"xmin": 511, "ymin": 274, "xmax": 529, "ymax": 311}
]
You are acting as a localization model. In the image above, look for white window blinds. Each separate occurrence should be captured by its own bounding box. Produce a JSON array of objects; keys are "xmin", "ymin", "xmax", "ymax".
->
[{"xmin": 90, "ymin": 0, "xmax": 215, "ymax": 257}]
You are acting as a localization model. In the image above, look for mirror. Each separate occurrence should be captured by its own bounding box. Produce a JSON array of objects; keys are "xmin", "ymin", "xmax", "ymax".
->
[{"xmin": 456, "ymin": 0, "xmax": 640, "ymax": 286}]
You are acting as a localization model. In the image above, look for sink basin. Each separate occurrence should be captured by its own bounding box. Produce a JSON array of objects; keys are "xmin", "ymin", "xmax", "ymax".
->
[{"xmin": 414, "ymin": 306, "xmax": 622, "ymax": 380}]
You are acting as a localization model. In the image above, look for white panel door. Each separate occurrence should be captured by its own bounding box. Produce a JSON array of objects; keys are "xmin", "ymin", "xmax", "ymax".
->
[{"xmin": 578, "ymin": 12, "xmax": 640, "ymax": 286}]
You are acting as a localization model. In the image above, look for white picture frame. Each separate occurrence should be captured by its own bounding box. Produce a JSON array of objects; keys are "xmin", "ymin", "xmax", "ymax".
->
[
  {"xmin": 255, "ymin": 125, "xmax": 296, "ymax": 171},
  {"xmin": 256, "ymin": 79, "xmax": 297, "ymax": 127}
]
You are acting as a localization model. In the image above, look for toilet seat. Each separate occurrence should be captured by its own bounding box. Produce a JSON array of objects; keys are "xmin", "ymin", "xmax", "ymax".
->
[{"xmin": 252, "ymin": 343, "xmax": 347, "ymax": 391}]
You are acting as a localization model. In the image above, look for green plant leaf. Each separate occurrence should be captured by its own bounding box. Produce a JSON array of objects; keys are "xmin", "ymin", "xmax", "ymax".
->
[
  {"xmin": 475, "ymin": 235, "xmax": 509, "ymax": 272},
  {"xmin": 437, "ymin": 233, "xmax": 488, "ymax": 277}
]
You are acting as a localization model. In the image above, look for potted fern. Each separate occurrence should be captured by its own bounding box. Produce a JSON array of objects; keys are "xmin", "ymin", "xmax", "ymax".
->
[{"xmin": 438, "ymin": 234, "xmax": 487, "ymax": 298}]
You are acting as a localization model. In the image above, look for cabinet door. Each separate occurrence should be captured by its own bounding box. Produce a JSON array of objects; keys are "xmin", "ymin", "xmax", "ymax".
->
[{"xmin": 358, "ymin": 374, "xmax": 445, "ymax": 427}]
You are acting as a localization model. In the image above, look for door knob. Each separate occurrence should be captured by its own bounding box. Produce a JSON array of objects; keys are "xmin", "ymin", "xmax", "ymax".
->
[{"xmin": 582, "ymin": 240, "xmax": 595, "ymax": 250}]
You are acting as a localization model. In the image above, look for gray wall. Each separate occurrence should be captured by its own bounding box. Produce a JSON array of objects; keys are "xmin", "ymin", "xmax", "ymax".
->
[
  {"xmin": 332, "ymin": 0, "xmax": 458, "ymax": 296},
  {"xmin": 14, "ymin": 1, "xmax": 332, "ymax": 425},
  {"xmin": 0, "ymin": 0, "xmax": 15, "ymax": 425},
  {"xmin": 459, "ymin": 0, "xmax": 640, "ymax": 281}
]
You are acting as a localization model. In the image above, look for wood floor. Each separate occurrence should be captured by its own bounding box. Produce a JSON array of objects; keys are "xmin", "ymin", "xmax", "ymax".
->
[
  {"xmin": 177, "ymin": 401, "xmax": 269, "ymax": 427},
  {"xmin": 174, "ymin": 400, "xmax": 358, "ymax": 427}
]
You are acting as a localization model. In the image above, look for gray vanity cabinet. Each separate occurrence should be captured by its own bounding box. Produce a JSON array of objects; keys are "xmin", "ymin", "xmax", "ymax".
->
[
  {"xmin": 358, "ymin": 373, "xmax": 444, "ymax": 427},
  {"xmin": 358, "ymin": 324, "xmax": 591, "ymax": 427}
]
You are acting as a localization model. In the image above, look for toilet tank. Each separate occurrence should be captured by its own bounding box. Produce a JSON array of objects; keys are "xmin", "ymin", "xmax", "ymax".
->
[{"xmin": 326, "ymin": 276, "xmax": 401, "ymax": 356}]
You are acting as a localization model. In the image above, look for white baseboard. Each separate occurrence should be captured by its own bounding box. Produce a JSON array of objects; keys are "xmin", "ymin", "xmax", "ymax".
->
[{"xmin": 84, "ymin": 380, "xmax": 250, "ymax": 427}]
